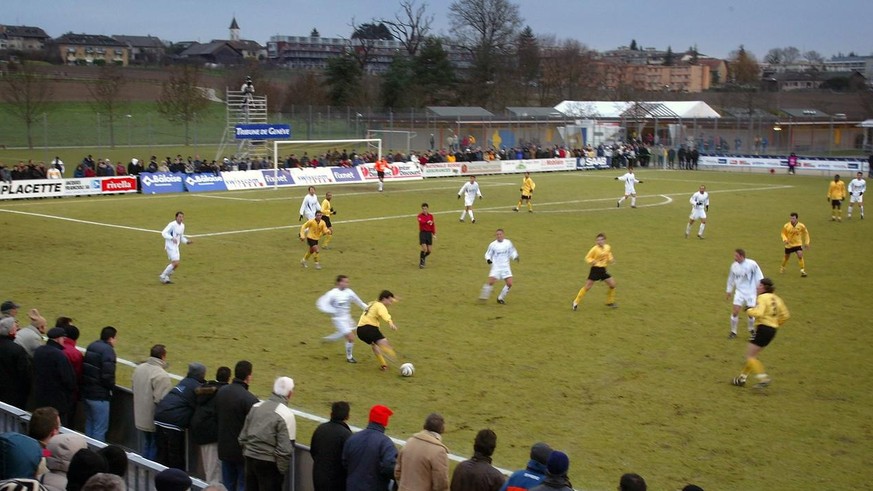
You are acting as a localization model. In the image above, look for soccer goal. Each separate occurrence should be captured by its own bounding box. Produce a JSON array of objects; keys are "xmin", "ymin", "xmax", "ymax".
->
[
  {"xmin": 366, "ymin": 130, "xmax": 416, "ymax": 157},
  {"xmin": 271, "ymin": 138, "xmax": 382, "ymax": 188}
]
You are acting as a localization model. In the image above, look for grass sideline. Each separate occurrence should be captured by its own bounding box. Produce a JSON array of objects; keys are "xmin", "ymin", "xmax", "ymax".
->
[{"xmin": 1, "ymin": 170, "xmax": 871, "ymax": 490}]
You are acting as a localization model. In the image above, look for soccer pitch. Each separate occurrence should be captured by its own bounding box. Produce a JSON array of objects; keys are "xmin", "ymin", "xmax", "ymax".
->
[{"xmin": 2, "ymin": 170, "xmax": 870, "ymax": 490}]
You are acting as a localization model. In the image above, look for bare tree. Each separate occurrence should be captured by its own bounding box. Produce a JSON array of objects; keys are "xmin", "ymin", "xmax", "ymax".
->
[
  {"xmin": 804, "ymin": 50, "xmax": 824, "ymax": 65},
  {"xmin": 448, "ymin": 0, "xmax": 522, "ymax": 106},
  {"xmin": 347, "ymin": 18, "xmax": 392, "ymax": 71},
  {"xmin": 87, "ymin": 64, "xmax": 127, "ymax": 148},
  {"xmin": 381, "ymin": 0, "xmax": 433, "ymax": 56},
  {"xmin": 156, "ymin": 64, "xmax": 210, "ymax": 145},
  {"xmin": 0, "ymin": 61, "xmax": 53, "ymax": 149}
]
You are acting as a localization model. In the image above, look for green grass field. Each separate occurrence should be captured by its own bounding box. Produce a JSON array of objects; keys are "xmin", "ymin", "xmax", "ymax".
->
[{"xmin": 1, "ymin": 170, "xmax": 871, "ymax": 490}]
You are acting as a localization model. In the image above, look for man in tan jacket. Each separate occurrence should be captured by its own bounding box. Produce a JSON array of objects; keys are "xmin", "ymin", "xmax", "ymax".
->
[{"xmin": 395, "ymin": 413, "xmax": 449, "ymax": 491}]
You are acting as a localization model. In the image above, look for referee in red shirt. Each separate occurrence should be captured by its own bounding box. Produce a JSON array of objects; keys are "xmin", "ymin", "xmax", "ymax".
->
[{"xmin": 418, "ymin": 203, "xmax": 436, "ymax": 268}]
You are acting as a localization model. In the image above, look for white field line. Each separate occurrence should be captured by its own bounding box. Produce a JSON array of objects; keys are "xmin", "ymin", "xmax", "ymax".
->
[
  {"xmin": 190, "ymin": 181, "xmax": 518, "ymax": 202},
  {"xmin": 0, "ymin": 184, "xmax": 792, "ymax": 238}
]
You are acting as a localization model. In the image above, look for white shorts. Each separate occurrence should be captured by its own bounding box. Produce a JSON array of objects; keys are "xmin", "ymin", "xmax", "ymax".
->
[
  {"xmin": 331, "ymin": 315, "xmax": 354, "ymax": 336},
  {"xmin": 166, "ymin": 245, "xmax": 180, "ymax": 262},
  {"xmin": 624, "ymin": 187, "xmax": 636, "ymax": 196},
  {"xmin": 850, "ymin": 194, "xmax": 863, "ymax": 204},
  {"xmin": 732, "ymin": 290, "xmax": 756, "ymax": 308},
  {"xmin": 690, "ymin": 208, "xmax": 707, "ymax": 220},
  {"xmin": 488, "ymin": 265, "xmax": 513, "ymax": 280},
  {"xmin": 464, "ymin": 197, "xmax": 476, "ymax": 207}
]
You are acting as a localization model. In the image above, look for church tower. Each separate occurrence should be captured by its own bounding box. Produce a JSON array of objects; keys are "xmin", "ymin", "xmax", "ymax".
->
[{"xmin": 229, "ymin": 17, "xmax": 240, "ymax": 41}]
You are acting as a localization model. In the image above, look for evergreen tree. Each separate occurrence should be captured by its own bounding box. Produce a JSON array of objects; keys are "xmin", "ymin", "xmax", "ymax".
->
[
  {"xmin": 664, "ymin": 46, "xmax": 674, "ymax": 66},
  {"xmin": 629, "ymin": 39, "xmax": 638, "ymax": 51}
]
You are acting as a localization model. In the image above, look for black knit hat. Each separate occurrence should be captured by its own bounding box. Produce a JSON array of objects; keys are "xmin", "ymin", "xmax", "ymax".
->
[{"xmin": 66, "ymin": 449, "xmax": 108, "ymax": 491}]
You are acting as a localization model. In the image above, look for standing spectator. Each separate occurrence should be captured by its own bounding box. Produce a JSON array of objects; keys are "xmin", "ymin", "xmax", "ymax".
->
[
  {"xmin": 395, "ymin": 413, "xmax": 449, "ymax": 491},
  {"xmin": 32, "ymin": 328, "xmax": 76, "ymax": 425},
  {"xmin": 238, "ymin": 376, "xmax": 296, "ymax": 491},
  {"xmin": 215, "ymin": 360, "xmax": 258, "ymax": 491},
  {"xmin": 530, "ymin": 451, "xmax": 572, "ymax": 491},
  {"xmin": 154, "ymin": 362, "xmax": 207, "ymax": 470},
  {"xmin": 14, "ymin": 308, "xmax": 47, "ymax": 358},
  {"xmin": 132, "ymin": 344, "xmax": 172, "ymax": 461},
  {"xmin": 310, "ymin": 401, "xmax": 352, "ymax": 491},
  {"xmin": 691, "ymin": 147, "xmax": 700, "ymax": 170},
  {"xmin": 499, "ymin": 442, "xmax": 552, "ymax": 491},
  {"xmin": 56, "ymin": 318, "xmax": 84, "ymax": 413},
  {"xmin": 343, "ymin": 405, "xmax": 397, "ymax": 491},
  {"xmin": 677, "ymin": 146, "xmax": 687, "ymax": 170},
  {"xmin": 41, "ymin": 433, "xmax": 88, "ymax": 491},
  {"xmin": 154, "ymin": 468, "xmax": 192, "ymax": 491},
  {"xmin": 82, "ymin": 326, "xmax": 117, "ymax": 442},
  {"xmin": 191, "ymin": 366, "xmax": 231, "ymax": 484},
  {"xmin": 619, "ymin": 473, "xmax": 647, "ymax": 491},
  {"xmin": 450, "ymin": 429, "xmax": 505, "ymax": 491},
  {"xmin": 667, "ymin": 147, "xmax": 676, "ymax": 169},
  {"xmin": 0, "ymin": 317, "xmax": 31, "ymax": 409},
  {"xmin": 787, "ymin": 152, "xmax": 798, "ymax": 175}
]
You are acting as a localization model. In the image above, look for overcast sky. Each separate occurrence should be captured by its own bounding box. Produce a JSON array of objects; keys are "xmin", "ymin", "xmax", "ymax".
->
[{"xmin": 5, "ymin": 0, "xmax": 872, "ymax": 59}]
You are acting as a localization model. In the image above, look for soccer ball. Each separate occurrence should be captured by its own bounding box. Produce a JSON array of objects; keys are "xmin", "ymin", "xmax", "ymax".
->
[{"xmin": 400, "ymin": 363, "xmax": 415, "ymax": 377}]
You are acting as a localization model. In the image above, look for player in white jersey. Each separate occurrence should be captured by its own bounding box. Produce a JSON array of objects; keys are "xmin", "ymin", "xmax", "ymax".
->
[
  {"xmin": 298, "ymin": 186, "xmax": 320, "ymax": 221},
  {"xmin": 616, "ymin": 167, "xmax": 643, "ymax": 208},
  {"xmin": 159, "ymin": 211, "xmax": 193, "ymax": 284},
  {"xmin": 725, "ymin": 248, "xmax": 764, "ymax": 339},
  {"xmin": 479, "ymin": 229, "xmax": 519, "ymax": 304},
  {"xmin": 847, "ymin": 171, "xmax": 866, "ymax": 219},
  {"xmin": 316, "ymin": 275, "xmax": 368, "ymax": 363},
  {"xmin": 458, "ymin": 175, "xmax": 483, "ymax": 223},
  {"xmin": 686, "ymin": 185, "xmax": 710, "ymax": 239}
]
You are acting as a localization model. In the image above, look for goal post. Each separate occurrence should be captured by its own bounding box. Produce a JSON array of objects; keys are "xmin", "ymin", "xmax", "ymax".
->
[{"xmin": 271, "ymin": 138, "xmax": 382, "ymax": 189}]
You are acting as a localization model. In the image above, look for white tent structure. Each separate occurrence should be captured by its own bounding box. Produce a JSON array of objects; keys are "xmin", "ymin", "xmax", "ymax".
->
[{"xmin": 553, "ymin": 100, "xmax": 720, "ymax": 147}]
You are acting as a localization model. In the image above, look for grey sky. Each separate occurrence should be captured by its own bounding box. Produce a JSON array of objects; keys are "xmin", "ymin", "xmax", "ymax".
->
[{"xmin": 5, "ymin": 0, "xmax": 872, "ymax": 59}]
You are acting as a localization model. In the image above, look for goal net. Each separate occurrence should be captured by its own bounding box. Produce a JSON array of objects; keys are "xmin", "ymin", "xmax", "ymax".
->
[
  {"xmin": 272, "ymin": 138, "xmax": 382, "ymax": 174},
  {"xmin": 366, "ymin": 130, "xmax": 416, "ymax": 157}
]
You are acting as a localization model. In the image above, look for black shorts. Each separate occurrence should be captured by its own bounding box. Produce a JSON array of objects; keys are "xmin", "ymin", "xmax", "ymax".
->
[
  {"xmin": 322, "ymin": 216, "xmax": 332, "ymax": 228},
  {"xmin": 831, "ymin": 199, "xmax": 842, "ymax": 208},
  {"xmin": 784, "ymin": 245, "xmax": 802, "ymax": 254},
  {"xmin": 307, "ymin": 238, "xmax": 319, "ymax": 248},
  {"xmin": 750, "ymin": 325, "xmax": 777, "ymax": 347},
  {"xmin": 356, "ymin": 324, "xmax": 385, "ymax": 345},
  {"xmin": 520, "ymin": 194, "xmax": 531, "ymax": 200},
  {"xmin": 377, "ymin": 171, "xmax": 385, "ymax": 180},
  {"xmin": 419, "ymin": 231, "xmax": 433, "ymax": 245},
  {"xmin": 587, "ymin": 266, "xmax": 611, "ymax": 281}
]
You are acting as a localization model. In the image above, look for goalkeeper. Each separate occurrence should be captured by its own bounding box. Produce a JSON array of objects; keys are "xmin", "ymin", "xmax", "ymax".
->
[
  {"xmin": 514, "ymin": 172, "xmax": 536, "ymax": 212},
  {"xmin": 686, "ymin": 185, "xmax": 710, "ymax": 239}
]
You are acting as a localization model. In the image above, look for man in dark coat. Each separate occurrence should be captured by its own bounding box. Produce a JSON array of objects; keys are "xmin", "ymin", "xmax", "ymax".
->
[
  {"xmin": 82, "ymin": 326, "xmax": 117, "ymax": 442},
  {"xmin": 310, "ymin": 401, "xmax": 352, "ymax": 491},
  {"xmin": 343, "ymin": 405, "xmax": 397, "ymax": 491},
  {"xmin": 32, "ymin": 328, "xmax": 76, "ymax": 425},
  {"xmin": 190, "ymin": 366, "xmax": 231, "ymax": 484},
  {"xmin": 154, "ymin": 362, "xmax": 206, "ymax": 470},
  {"xmin": 450, "ymin": 429, "xmax": 506, "ymax": 491},
  {"xmin": 0, "ymin": 317, "xmax": 31, "ymax": 409},
  {"xmin": 214, "ymin": 360, "xmax": 258, "ymax": 491}
]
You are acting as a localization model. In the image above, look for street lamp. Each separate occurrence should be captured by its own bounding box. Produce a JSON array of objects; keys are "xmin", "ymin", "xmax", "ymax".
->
[{"xmin": 126, "ymin": 114, "xmax": 132, "ymax": 147}]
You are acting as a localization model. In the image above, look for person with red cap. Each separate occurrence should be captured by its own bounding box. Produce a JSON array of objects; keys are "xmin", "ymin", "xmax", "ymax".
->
[{"xmin": 342, "ymin": 405, "xmax": 397, "ymax": 491}]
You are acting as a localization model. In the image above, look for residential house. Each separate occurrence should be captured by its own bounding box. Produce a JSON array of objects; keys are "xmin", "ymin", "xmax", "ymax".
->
[
  {"xmin": 112, "ymin": 35, "xmax": 165, "ymax": 64},
  {"xmin": 179, "ymin": 41, "xmax": 243, "ymax": 65},
  {"xmin": 0, "ymin": 25, "xmax": 51, "ymax": 51},
  {"xmin": 54, "ymin": 33, "xmax": 129, "ymax": 66}
]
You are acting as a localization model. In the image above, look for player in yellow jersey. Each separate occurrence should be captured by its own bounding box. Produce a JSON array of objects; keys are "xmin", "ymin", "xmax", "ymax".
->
[
  {"xmin": 514, "ymin": 172, "xmax": 536, "ymax": 212},
  {"xmin": 827, "ymin": 174, "xmax": 847, "ymax": 221},
  {"xmin": 356, "ymin": 290, "xmax": 399, "ymax": 371},
  {"xmin": 572, "ymin": 233, "xmax": 617, "ymax": 310},
  {"xmin": 300, "ymin": 210, "xmax": 331, "ymax": 269},
  {"xmin": 732, "ymin": 278, "xmax": 790, "ymax": 388},
  {"xmin": 780, "ymin": 212, "xmax": 810, "ymax": 277},
  {"xmin": 320, "ymin": 192, "xmax": 337, "ymax": 249}
]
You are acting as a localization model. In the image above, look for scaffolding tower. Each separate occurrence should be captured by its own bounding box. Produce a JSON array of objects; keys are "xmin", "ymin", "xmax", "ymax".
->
[{"xmin": 216, "ymin": 88, "xmax": 269, "ymax": 161}]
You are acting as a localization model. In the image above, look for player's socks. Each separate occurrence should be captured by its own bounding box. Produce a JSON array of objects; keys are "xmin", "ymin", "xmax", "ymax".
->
[
  {"xmin": 516, "ymin": 200, "xmax": 522, "ymax": 210},
  {"xmin": 781, "ymin": 256, "xmax": 789, "ymax": 268},
  {"xmin": 381, "ymin": 345, "xmax": 397, "ymax": 363},
  {"xmin": 527, "ymin": 201, "xmax": 533, "ymax": 212},
  {"xmin": 460, "ymin": 210, "xmax": 467, "ymax": 221},
  {"xmin": 861, "ymin": 205, "xmax": 864, "ymax": 218},
  {"xmin": 498, "ymin": 285, "xmax": 511, "ymax": 301},
  {"xmin": 698, "ymin": 224, "xmax": 705, "ymax": 236},
  {"xmin": 313, "ymin": 252, "xmax": 320, "ymax": 263},
  {"xmin": 161, "ymin": 264, "xmax": 174, "ymax": 277},
  {"xmin": 631, "ymin": 197, "xmax": 637, "ymax": 207},
  {"xmin": 748, "ymin": 358, "xmax": 765, "ymax": 376},
  {"xmin": 747, "ymin": 317, "xmax": 755, "ymax": 332},
  {"xmin": 424, "ymin": 251, "xmax": 430, "ymax": 257},
  {"xmin": 323, "ymin": 235, "xmax": 332, "ymax": 247},
  {"xmin": 617, "ymin": 196, "xmax": 626, "ymax": 205},
  {"xmin": 798, "ymin": 258, "xmax": 805, "ymax": 270},
  {"xmin": 375, "ymin": 352, "xmax": 387, "ymax": 367},
  {"xmin": 730, "ymin": 315, "xmax": 739, "ymax": 334},
  {"xmin": 606, "ymin": 287, "xmax": 616, "ymax": 305},
  {"xmin": 480, "ymin": 284, "xmax": 493, "ymax": 300},
  {"xmin": 303, "ymin": 252, "xmax": 311, "ymax": 262},
  {"xmin": 685, "ymin": 223, "xmax": 691, "ymax": 237},
  {"xmin": 468, "ymin": 211, "xmax": 475, "ymax": 222},
  {"xmin": 378, "ymin": 181, "xmax": 383, "ymax": 192},
  {"xmin": 573, "ymin": 287, "xmax": 587, "ymax": 305},
  {"xmin": 345, "ymin": 341, "xmax": 354, "ymax": 359},
  {"xmin": 420, "ymin": 251, "xmax": 426, "ymax": 260}
]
